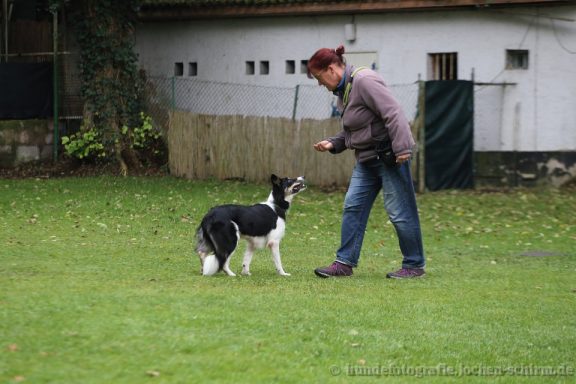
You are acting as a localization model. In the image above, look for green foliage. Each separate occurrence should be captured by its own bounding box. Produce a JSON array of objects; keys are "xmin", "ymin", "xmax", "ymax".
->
[
  {"xmin": 123, "ymin": 113, "xmax": 162, "ymax": 151},
  {"xmin": 1, "ymin": 178, "xmax": 575, "ymax": 382},
  {"xmin": 72, "ymin": 0, "xmax": 142, "ymax": 123},
  {"xmin": 61, "ymin": 128, "xmax": 106, "ymax": 159},
  {"xmin": 62, "ymin": 0, "xmax": 146, "ymax": 166},
  {"xmin": 62, "ymin": 113, "xmax": 163, "ymax": 160}
]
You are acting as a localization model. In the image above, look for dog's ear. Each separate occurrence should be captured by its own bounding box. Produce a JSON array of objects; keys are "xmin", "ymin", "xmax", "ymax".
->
[{"xmin": 271, "ymin": 174, "xmax": 280, "ymax": 185}]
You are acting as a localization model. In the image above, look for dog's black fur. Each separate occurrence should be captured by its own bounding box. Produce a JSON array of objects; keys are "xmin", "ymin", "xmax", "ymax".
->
[{"xmin": 196, "ymin": 174, "xmax": 306, "ymax": 276}]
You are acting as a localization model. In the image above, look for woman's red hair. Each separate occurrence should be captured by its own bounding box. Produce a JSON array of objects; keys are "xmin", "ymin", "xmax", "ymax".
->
[{"xmin": 307, "ymin": 45, "xmax": 346, "ymax": 78}]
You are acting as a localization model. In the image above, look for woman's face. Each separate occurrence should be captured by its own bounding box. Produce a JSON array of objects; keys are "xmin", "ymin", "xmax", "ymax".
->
[{"xmin": 312, "ymin": 64, "xmax": 343, "ymax": 92}]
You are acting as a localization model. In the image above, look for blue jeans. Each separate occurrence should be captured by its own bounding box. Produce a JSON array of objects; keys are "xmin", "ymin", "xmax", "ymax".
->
[{"xmin": 335, "ymin": 160, "xmax": 425, "ymax": 269}]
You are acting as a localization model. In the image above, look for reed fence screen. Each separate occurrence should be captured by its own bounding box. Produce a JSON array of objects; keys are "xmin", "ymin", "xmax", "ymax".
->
[
  {"xmin": 167, "ymin": 112, "xmax": 357, "ymax": 188},
  {"xmin": 146, "ymin": 77, "xmax": 421, "ymax": 188}
]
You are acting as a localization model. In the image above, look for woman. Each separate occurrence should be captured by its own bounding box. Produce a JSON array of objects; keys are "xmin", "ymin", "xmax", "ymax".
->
[{"xmin": 309, "ymin": 45, "xmax": 425, "ymax": 279}]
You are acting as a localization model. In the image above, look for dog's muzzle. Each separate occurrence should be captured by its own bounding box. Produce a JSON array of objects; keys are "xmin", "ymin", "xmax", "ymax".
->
[{"xmin": 292, "ymin": 177, "xmax": 306, "ymax": 193}]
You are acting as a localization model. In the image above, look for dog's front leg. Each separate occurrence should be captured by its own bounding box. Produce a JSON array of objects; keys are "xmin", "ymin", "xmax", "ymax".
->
[
  {"xmin": 268, "ymin": 241, "xmax": 290, "ymax": 276},
  {"xmin": 242, "ymin": 243, "xmax": 255, "ymax": 276}
]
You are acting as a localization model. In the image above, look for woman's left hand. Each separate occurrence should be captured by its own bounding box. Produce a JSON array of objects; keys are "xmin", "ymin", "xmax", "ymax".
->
[{"xmin": 396, "ymin": 153, "xmax": 411, "ymax": 164}]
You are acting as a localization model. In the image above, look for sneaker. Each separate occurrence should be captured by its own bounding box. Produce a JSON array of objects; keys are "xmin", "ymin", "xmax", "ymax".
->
[
  {"xmin": 386, "ymin": 268, "xmax": 425, "ymax": 279},
  {"xmin": 314, "ymin": 261, "xmax": 353, "ymax": 278}
]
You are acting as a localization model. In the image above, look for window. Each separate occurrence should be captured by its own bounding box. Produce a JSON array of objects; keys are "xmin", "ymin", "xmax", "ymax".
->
[
  {"xmin": 506, "ymin": 50, "xmax": 529, "ymax": 70},
  {"xmin": 174, "ymin": 62, "xmax": 184, "ymax": 77},
  {"xmin": 285, "ymin": 60, "xmax": 296, "ymax": 74},
  {"xmin": 300, "ymin": 60, "xmax": 308, "ymax": 74},
  {"xmin": 260, "ymin": 61, "xmax": 269, "ymax": 75},
  {"xmin": 428, "ymin": 52, "xmax": 458, "ymax": 80},
  {"xmin": 246, "ymin": 61, "xmax": 255, "ymax": 75},
  {"xmin": 188, "ymin": 62, "xmax": 198, "ymax": 77}
]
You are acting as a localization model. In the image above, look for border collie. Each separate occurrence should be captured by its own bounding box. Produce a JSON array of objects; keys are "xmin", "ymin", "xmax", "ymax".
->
[{"xmin": 195, "ymin": 174, "xmax": 306, "ymax": 276}]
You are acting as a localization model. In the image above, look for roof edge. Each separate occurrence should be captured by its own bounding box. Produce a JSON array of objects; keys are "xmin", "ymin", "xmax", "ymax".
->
[{"xmin": 139, "ymin": 0, "xmax": 574, "ymax": 21}]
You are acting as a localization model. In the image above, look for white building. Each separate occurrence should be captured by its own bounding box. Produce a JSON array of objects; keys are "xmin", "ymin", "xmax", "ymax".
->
[{"xmin": 136, "ymin": 0, "xmax": 576, "ymax": 186}]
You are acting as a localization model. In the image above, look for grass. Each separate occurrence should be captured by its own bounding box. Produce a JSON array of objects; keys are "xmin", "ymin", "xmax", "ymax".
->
[{"xmin": 1, "ymin": 176, "xmax": 575, "ymax": 383}]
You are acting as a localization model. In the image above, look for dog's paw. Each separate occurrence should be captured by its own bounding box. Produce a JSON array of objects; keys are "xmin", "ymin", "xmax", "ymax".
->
[
  {"xmin": 241, "ymin": 270, "xmax": 252, "ymax": 276},
  {"xmin": 278, "ymin": 271, "xmax": 291, "ymax": 276}
]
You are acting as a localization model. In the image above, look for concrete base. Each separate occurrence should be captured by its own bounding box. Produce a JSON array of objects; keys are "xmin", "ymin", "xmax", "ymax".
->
[
  {"xmin": 0, "ymin": 120, "xmax": 54, "ymax": 167},
  {"xmin": 474, "ymin": 151, "xmax": 576, "ymax": 188}
]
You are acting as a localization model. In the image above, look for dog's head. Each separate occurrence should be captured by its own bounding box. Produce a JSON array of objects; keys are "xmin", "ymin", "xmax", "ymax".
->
[{"xmin": 271, "ymin": 174, "xmax": 306, "ymax": 206}]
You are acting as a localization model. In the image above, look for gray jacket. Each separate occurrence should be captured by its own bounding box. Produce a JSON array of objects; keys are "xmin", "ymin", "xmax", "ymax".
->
[{"xmin": 327, "ymin": 65, "xmax": 415, "ymax": 163}]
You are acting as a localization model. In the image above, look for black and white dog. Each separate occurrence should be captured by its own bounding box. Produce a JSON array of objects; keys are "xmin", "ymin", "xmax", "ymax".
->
[{"xmin": 195, "ymin": 174, "xmax": 306, "ymax": 276}]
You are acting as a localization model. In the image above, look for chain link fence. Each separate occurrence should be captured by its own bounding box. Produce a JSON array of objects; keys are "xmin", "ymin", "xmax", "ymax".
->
[
  {"xmin": 144, "ymin": 76, "xmax": 420, "ymax": 126},
  {"xmin": 3, "ymin": 52, "xmax": 83, "ymax": 120}
]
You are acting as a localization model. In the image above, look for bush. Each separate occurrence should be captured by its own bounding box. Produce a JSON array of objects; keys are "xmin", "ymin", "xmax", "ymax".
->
[
  {"xmin": 61, "ymin": 128, "xmax": 106, "ymax": 160},
  {"xmin": 62, "ymin": 113, "xmax": 167, "ymax": 166}
]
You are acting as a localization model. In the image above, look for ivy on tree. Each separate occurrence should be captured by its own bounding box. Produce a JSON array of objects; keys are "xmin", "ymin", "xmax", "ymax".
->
[{"xmin": 54, "ymin": 0, "xmax": 162, "ymax": 174}]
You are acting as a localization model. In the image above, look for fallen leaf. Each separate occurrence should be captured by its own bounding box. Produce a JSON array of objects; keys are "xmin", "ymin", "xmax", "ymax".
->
[{"xmin": 146, "ymin": 370, "xmax": 160, "ymax": 377}]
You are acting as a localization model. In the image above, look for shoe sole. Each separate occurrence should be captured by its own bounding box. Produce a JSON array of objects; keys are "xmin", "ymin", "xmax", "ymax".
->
[
  {"xmin": 386, "ymin": 273, "xmax": 425, "ymax": 279},
  {"xmin": 314, "ymin": 269, "xmax": 352, "ymax": 278},
  {"xmin": 314, "ymin": 270, "xmax": 330, "ymax": 278}
]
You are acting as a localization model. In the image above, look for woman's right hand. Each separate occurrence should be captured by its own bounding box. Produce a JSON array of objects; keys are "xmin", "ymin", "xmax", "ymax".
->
[{"xmin": 313, "ymin": 140, "xmax": 334, "ymax": 152}]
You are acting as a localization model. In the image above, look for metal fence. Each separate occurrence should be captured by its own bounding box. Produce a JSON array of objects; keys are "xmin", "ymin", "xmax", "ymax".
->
[
  {"xmin": 2, "ymin": 51, "xmax": 83, "ymax": 120},
  {"xmin": 144, "ymin": 76, "xmax": 420, "ymax": 124},
  {"xmin": 151, "ymin": 76, "xmax": 422, "ymax": 187}
]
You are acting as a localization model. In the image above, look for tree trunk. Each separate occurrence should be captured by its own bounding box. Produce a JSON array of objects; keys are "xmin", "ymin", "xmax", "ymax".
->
[{"xmin": 70, "ymin": 0, "xmax": 144, "ymax": 175}]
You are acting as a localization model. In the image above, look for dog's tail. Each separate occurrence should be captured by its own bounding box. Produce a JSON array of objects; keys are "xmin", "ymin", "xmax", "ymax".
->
[
  {"xmin": 196, "ymin": 226, "xmax": 220, "ymax": 276},
  {"xmin": 196, "ymin": 222, "xmax": 237, "ymax": 275},
  {"xmin": 202, "ymin": 254, "xmax": 220, "ymax": 276},
  {"xmin": 195, "ymin": 225, "xmax": 214, "ymax": 255}
]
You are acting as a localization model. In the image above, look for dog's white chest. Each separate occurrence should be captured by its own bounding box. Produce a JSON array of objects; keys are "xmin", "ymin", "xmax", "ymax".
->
[{"xmin": 243, "ymin": 217, "xmax": 285, "ymax": 249}]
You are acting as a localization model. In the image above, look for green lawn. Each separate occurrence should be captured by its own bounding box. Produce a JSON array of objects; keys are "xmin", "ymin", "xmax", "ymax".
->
[{"xmin": 1, "ymin": 176, "xmax": 575, "ymax": 383}]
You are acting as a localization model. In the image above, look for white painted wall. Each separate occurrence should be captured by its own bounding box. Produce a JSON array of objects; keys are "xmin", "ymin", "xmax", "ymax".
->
[{"xmin": 136, "ymin": 5, "xmax": 576, "ymax": 152}]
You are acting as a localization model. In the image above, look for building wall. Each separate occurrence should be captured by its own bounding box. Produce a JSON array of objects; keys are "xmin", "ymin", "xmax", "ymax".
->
[{"xmin": 135, "ymin": 5, "xmax": 576, "ymax": 153}]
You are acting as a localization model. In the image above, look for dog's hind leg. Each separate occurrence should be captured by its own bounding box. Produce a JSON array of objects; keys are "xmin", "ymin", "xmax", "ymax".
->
[
  {"xmin": 241, "ymin": 242, "xmax": 256, "ymax": 276},
  {"xmin": 207, "ymin": 221, "xmax": 239, "ymax": 276},
  {"xmin": 222, "ymin": 222, "xmax": 240, "ymax": 276},
  {"xmin": 268, "ymin": 240, "xmax": 290, "ymax": 276},
  {"xmin": 222, "ymin": 255, "xmax": 236, "ymax": 276}
]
